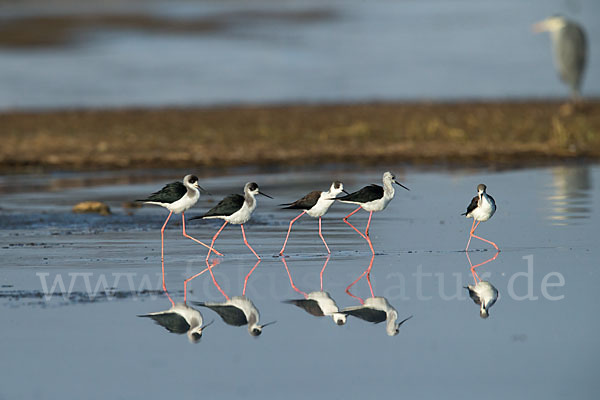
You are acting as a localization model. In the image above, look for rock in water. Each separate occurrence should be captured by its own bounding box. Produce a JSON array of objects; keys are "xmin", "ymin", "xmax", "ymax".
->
[{"xmin": 72, "ymin": 201, "xmax": 111, "ymax": 216}]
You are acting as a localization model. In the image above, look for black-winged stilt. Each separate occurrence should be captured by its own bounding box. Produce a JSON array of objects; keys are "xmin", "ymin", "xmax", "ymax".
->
[
  {"xmin": 193, "ymin": 296, "xmax": 275, "ymax": 337},
  {"xmin": 335, "ymin": 171, "xmax": 409, "ymax": 254},
  {"xmin": 279, "ymin": 181, "xmax": 348, "ymax": 255},
  {"xmin": 465, "ymin": 281, "xmax": 499, "ymax": 319},
  {"xmin": 137, "ymin": 174, "xmax": 222, "ymax": 291},
  {"xmin": 190, "ymin": 182, "xmax": 272, "ymax": 261},
  {"xmin": 462, "ymin": 184, "xmax": 498, "ymax": 252},
  {"xmin": 138, "ymin": 303, "xmax": 214, "ymax": 343},
  {"xmin": 343, "ymin": 255, "xmax": 412, "ymax": 336},
  {"xmin": 281, "ymin": 256, "xmax": 347, "ymax": 325}
]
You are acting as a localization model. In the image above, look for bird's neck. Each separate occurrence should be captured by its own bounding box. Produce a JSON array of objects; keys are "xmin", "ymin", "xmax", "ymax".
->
[{"xmin": 383, "ymin": 180, "xmax": 395, "ymax": 198}]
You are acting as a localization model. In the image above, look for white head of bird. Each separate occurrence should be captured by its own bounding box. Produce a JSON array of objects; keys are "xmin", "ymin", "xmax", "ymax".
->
[
  {"xmin": 328, "ymin": 181, "xmax": 346, "ymax": 197},
  {"xmin": 249, "ymin": 320, "xmax": 276, "ymax": 337},
  {"xmin": 332, "ymin": 312, "xmax": 347, "ymax": 326},
  {"xmin": 383, "ymin": 171, "xmax": 410, "ymax": 195},
  {"xmin": 533, "ymin": 15, "xmax": 568, "ymax": 35},
  {"xmin": 186, "ymin": 320, "xmax": 207, "ymax": 344},
  {"xmin": 184, "ymin": 174, "xmax": 202, "ymax": 191}
]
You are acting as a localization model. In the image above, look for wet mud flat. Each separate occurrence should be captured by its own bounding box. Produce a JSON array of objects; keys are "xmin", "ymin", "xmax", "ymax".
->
[{"xmin": 1, "ymin": 100, "xmax": 600, "ymax": 172}]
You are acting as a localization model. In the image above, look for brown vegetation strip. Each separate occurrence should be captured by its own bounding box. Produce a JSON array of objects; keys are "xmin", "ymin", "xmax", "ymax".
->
[{"xmin": 1, "ymin": 101, "xmax": 599, "ymax": 171}]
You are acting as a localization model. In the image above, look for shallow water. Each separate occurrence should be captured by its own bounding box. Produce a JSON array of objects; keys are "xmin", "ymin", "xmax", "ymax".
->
[
  {"xmin": 1, "ymin": 164, "xmax": 599, "ymax": 399},
  {"xmin": 0, "ymin": 0, "xmax": 599, "ymax": 110}
]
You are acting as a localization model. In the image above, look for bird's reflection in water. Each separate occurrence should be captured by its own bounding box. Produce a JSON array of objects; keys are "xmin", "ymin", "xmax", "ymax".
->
[
  {"xmin": 342, "ymin": 255, "xmax": 412, "ymax": 336},
  {"xmin": 192, "ymin": 259, "xmax": 275, "ymax": 337},
  {"xmin": 547, "ymin": 166, "xmax": 592, "ymax": 225},
  {"xmin": 281, "ymin": 256, "xmax": 347, "ymax": 326},
  {"xmin": 464, "ymin": 251, "xmax": 500, "ymax": 319},
  {"xmin": 137, "ymin": 264, "xmax": 215, "ymax": 343}
]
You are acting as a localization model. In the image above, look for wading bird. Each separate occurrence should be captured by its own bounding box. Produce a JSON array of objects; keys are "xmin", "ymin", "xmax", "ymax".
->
[
  {"xmin": 137, "ymin": 175, "xmax": 222, "ymax": 290},
  {"xmin": 190, "ymin": 182, "xmax": 272, "ymax": 261},
  {"xmin": 335, "ymin": 171, "xmax": 409, "ymax": 254},
  {"xmin": 533, "ymin": 15, "xmax": 587, "ymax": 100},
  {"xmin": 279, "ymin": 181, "xmax": 348, "ymax": 255},
  {"xmin": 463, "ymin": 184, "xmax": 498, "ymax": 252}
]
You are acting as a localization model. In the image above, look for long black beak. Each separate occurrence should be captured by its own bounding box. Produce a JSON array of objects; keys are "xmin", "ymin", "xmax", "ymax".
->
[
  {"xmin": 394, "ymin": 180, "xmax": 410, "ymax": 191},
  {"xmin": 259, "ymin": 191, "xmax": 273, "ymax": 199},
  {"xmin": 260, "ymin": 320, "xmax": 277, "ymax": 328},
  {"xmin": 202, "ymin": 320, "xmax": 215, "ymax": 330},
  {"xmin": 342, "ymin": 189, "xmax": 350, "ymax": 195},
  {"xmin": 198, "ymin": 185, "xmax": 212, "ymax": 195}
]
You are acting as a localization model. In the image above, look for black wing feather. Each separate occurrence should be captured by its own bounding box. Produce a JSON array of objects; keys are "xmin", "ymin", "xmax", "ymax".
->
[
  {"xmin": 138, "ymin": 312, "xmax": 190, "ymax": 334},
  {"xmin": 138, "ymin": 181, "xmax": 187, "ymax": 204},
  {"xmin": 337, "ymin": 184, "xmax": 383, "ymax": 203},
  {"xmin": 343, "ymin": 307, "xmax": 387, "ymax": 323},
  {"xmin": 283, "ymin": 299, "xmax": 325, "ymax": 317},
  {"xmin": 464, "ymin": 286, "xmax": 482, "ymax": 305},
  {"xmin": 281, "ymin": 191, "xmax": 321, "ymax": 210},
  {"xmin": 192, "ymin": 194, "xmax": 245, "ymax": 219},
  {"xmin": 193, "ymin": 302, "xmax": 247, "ymax": 326},
  {"xmin": 462, "ymin": 195, "xmax": 479, "ymax": 216}
]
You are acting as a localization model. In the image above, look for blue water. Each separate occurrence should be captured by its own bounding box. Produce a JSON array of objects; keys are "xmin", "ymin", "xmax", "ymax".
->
[
  {"xmin": 1, "ymin": 165, "xmax": 599, "ymax": 399},
  {"xmin": 0, "ymin": 0, "xmax": 599, "ymax": 110}
]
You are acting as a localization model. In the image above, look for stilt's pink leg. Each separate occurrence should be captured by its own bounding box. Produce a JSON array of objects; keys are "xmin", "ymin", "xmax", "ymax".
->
[
  {"xmin": 471, "ymin": 232, "xmax": 500, "ymax": 251},
  {"xmin": 318, "ymin": 216, "xmax": 331, "ymax": 254},
  {"xmin": 364, "ymin": 211, "xmax": 375, "ymax": 254},
  {"xmin": 181, "ymin": 213, "xmax": 223, "ymax": 256},
  {"xmin": 345, "ymin": 255, "xmax": 376, "ymax": 304},
  {"xmin": 282, "ymin": 258, "xmax": 308, "ymax": 297},
  {"xmin": 242, "ymin": 259, "xmax": 261, "ymax": 296},
  {"xmin": 205, "ymin": 259, "xmax": 229, "ymax": 300},
  {"xmin": 160, "ymin": 211, "xmax": 173, "ymax": 291},
  {"xmin": 206, "ymin": 221, "xmax": 228, "ymax": 261},
  {"xmin": 279, "ymin": 211, "xmax": 306, "ymax": 255},
  {"xmin": 241, "ymin": 224, "xmax": 260, "ymax": 260},
  {"xmin": 343, "ymin": 206, "xmax": 367, "ymax": 240},
  {"xmin": 319, "ymin": 255, "xmax": 331, "ymax": 292},
  {"xmin": 465, "ymin": 219, "xmax": 477, "ymax": 252}
]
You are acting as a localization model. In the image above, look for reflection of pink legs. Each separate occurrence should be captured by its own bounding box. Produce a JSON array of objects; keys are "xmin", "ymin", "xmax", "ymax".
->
[
  {"xmin": 182, "ymin": 213, "xmax": 223, "ymax": 255},
  {"xmin": 318, "ymin": 217, "xmax": 331, "ymax": 254},
  {"xmin": 319, "ymin": 255, "xmax": 331, "ymax": 291},
  {"xmin": 282, "ymin": 258, "xmax": 308, "ymax": 297},
  {"xmin": 345, "ymin": 255, "xmax": 375, "ymax": 305},
  {"xmin": 206, "ymin": 221, "xmax": 228, "ymax": 261},
  {"xmin": 183, "ymin": 259, "xmax": 220, "ymax": 303},
  {"xmin": 163, "ymin": 287, "xmax": 175, "ymax": 307},
  {"xmin": 466, "ymin": 220, "xmax": 499, "ymax": 251},
  {"xmin": 205, "ymin": 259, "xmax": 229, "ymax": 300},
  {"xmin": 160, "ymin": 211, "xmax": 173, "ymax": 291},
  {"xmin": 466, "ymin": 251, "xmax": 499, "ymax": 284},
  {"xmin": 344, "ymin": 207, "xmax": 375, "ymax": 254},
  {"xmin": 279, "ymin": 211, "xmax": 306, "ymax": 255},
  {"xmin": 241, "ymin": 224, "xmax": 260, "ymax": 260},
  {"xmin": 242, "ymin": 259, "xmax": 261, "ymax": 296}
]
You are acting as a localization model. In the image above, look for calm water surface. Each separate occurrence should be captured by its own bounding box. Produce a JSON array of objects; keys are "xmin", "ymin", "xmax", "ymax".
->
[
  {"xmin": 0, "ymin": 0, "xmax": 599, "ymax": 109},
  {"xmin": 0, "ymin": 164, "xmax": 599, "ymax": 399}
]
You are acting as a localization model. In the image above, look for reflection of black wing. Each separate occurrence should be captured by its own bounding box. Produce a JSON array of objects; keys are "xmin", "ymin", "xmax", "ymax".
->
[
  {"xmin": 462, "ymin": 196, "xmax": 478, "ymax": 216},
  {"xmin": 343, "ymin": 307, "xmax": 386, "ymax": 324},
  {"xmin": 194, "ymin": 303, "xmax": 247, "ymax": 326},
  {"xmin": 138, "ymin": 312, "xmax": 190, "ymax": 334},
  {"xmin": 464, "ymin": 286, "xmax": 481, "ymax": 305},
  {"xmin": 284, "ymin": 299, "xmax": 324, "ymax": 317},
  {"xmin": 138, "ymin": 181, "xmax": 186, "ymax": 204}
]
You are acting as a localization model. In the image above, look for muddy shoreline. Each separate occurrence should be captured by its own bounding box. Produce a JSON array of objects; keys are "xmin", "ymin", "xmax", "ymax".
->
[{"xmin": 2, "ymin": 100, "xmax": 599, "ymax": 172}]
